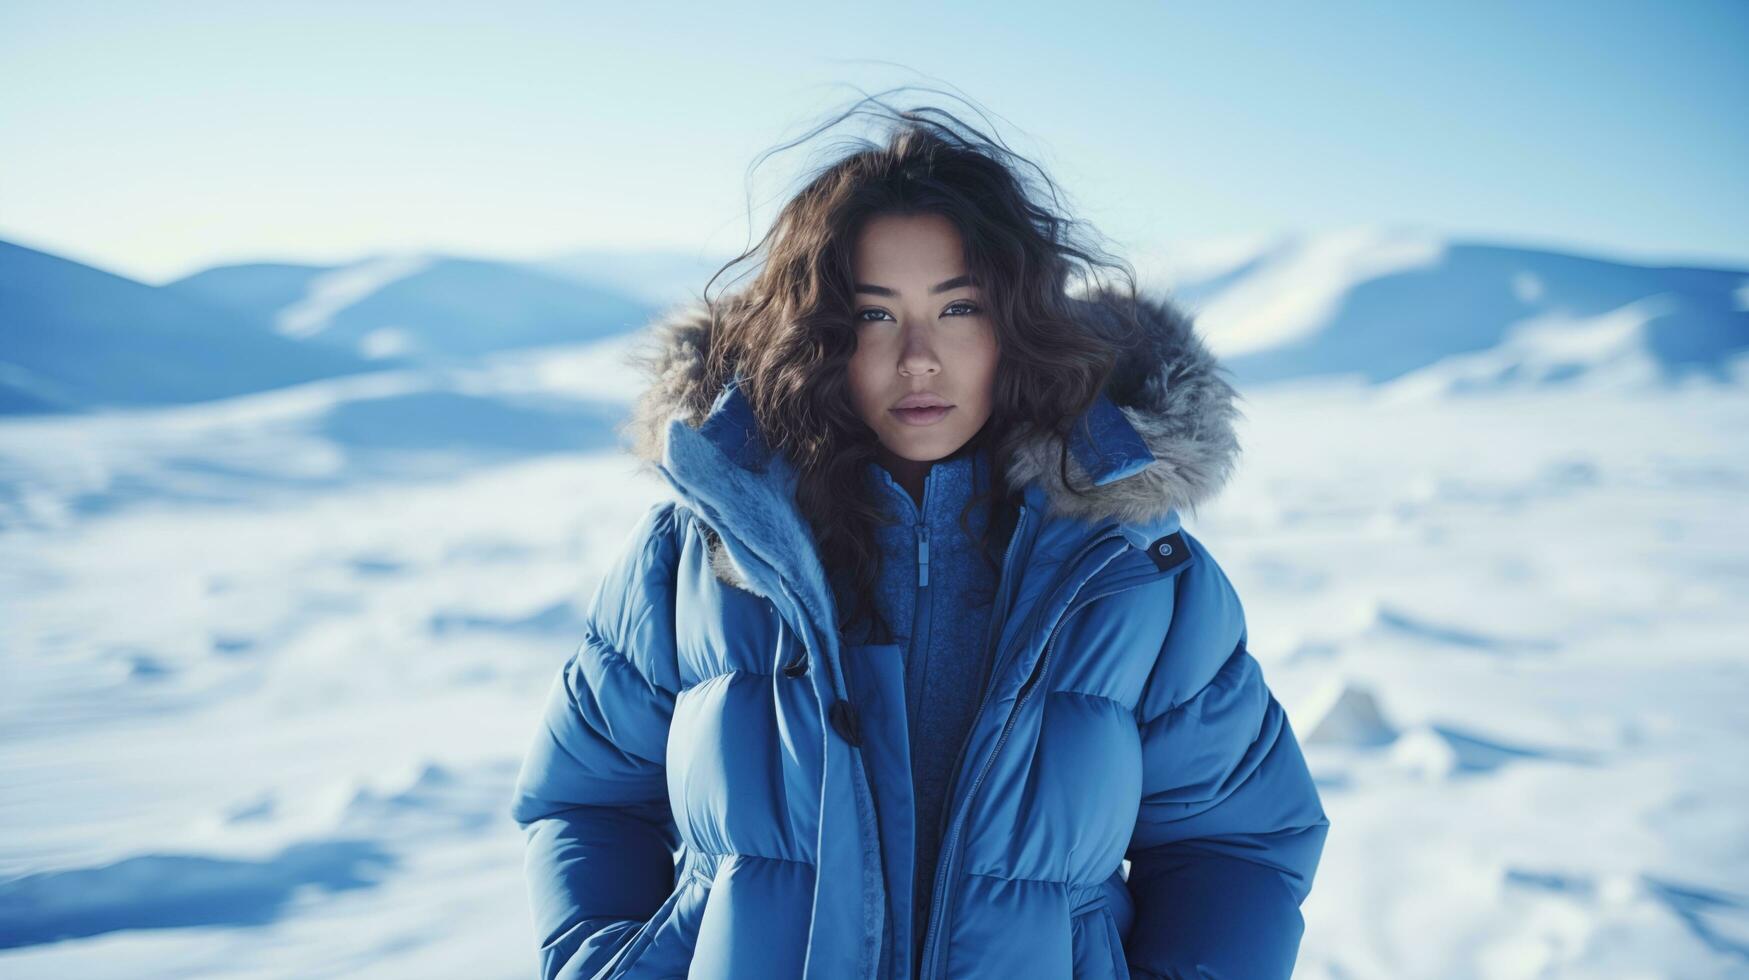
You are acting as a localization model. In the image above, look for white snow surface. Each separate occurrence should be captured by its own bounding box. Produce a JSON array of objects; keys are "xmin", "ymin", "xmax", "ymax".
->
[{"xmin": 1, "ymin": 349, "xmax": 1746, "ymax": 978}]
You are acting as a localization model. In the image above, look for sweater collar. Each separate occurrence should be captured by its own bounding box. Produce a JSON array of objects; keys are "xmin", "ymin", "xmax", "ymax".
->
[{"xmin": 863, "ymin": 439, "xmax": 993, "ymax": 526}]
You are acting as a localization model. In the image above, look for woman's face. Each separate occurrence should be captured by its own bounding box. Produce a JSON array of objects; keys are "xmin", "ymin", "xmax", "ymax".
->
[{"xmin": 846, "ymin": 212, "xmax": 1000, "ymax": 469}]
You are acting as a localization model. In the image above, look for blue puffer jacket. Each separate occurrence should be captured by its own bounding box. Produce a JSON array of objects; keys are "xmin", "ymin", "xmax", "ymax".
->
[{"xmin": 508, "ymin": 287, "xmax": 1330, "ymax": 980}]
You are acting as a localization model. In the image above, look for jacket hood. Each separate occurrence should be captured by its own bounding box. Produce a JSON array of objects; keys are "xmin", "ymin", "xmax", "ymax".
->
[
  {"xmin": 621, "ymin": 284, "xmax": 1243, "ymax": 532},
  {"xmin": 617, "ymin": 286, "xmax": 1244, "ymax": 598}
]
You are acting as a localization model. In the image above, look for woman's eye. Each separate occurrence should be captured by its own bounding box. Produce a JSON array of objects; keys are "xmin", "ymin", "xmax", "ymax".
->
[{"xmin": 856, "ymin": 302, "xmax": 979, "ymax": 323}]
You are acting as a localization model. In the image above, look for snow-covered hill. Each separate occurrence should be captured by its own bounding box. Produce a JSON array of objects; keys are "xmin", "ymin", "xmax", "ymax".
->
[
  {"xmin": 167, "ymin": 253, "xmax": 657, "ymax": 362},
  {"xmin": 0, "ymin": 332, "xmax": 650, "ymax": 528},
  {"xmin": 1, "ymin": 241, "xmax": 667, "ymax": 417},
  {"xmin": 1144, "ymin": 227, "xmax": 1749, "ymax": 390},
  {"xmin": 0, "ymin": 242, "xmax": 386, "ymax": 414}
]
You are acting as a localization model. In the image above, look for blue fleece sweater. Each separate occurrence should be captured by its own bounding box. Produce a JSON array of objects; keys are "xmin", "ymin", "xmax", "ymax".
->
[{"xmin": 859, "ymin": 443, "xmax": 1001, "ymax": 978}]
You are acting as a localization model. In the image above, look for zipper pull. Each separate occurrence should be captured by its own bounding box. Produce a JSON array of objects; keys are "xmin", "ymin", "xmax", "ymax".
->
[{"xmin": 917, "ymin": 523, "xmax": 930, "ymax": 588}]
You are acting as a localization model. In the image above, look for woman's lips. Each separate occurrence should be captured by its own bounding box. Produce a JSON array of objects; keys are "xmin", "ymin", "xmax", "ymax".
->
[{"xmin": 889, "ymin": 405, "xmax": 954, "ymax": 426}]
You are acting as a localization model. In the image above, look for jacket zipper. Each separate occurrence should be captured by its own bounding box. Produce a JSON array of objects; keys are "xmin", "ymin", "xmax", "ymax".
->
[
  {"xmin": 917, "ymin": 528, "xmax": 1140, "ymax": 980},
  {"xmin": 916, "ymin": 523, "xmax": 930, "ymax": 587}
]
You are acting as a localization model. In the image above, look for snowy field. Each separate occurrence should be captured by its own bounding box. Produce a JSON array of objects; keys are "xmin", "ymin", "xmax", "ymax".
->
[{"xmin": 1, "ymin": 345, "xmax": 1746, "ymax": 978}]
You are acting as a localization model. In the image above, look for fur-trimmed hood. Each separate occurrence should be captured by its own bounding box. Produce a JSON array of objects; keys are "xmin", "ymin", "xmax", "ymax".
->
[{"xmin": 617, "ymin": 285, "xmax": 1243, "ymax": 592}]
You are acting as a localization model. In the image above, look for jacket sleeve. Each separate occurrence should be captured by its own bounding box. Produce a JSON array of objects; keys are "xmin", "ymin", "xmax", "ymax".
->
[
  {"xmin": 508, "ymin": 500, "xmax": 688, "ymax": 980},
  {"xmin": 1122, "ymin": 532, "xmax": 1330, "ymax": 980}
]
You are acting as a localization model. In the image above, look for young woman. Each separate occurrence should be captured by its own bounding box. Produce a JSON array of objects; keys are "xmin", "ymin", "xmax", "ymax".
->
[{"xmin": 509, "ymin": 99, "xmax": 1329, "ymax": 980}]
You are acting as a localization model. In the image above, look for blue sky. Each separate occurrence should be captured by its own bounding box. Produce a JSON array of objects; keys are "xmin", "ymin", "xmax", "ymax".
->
[{"xmin": 2, "ymin": 0, "xmax": 1744, "ymax": 284}]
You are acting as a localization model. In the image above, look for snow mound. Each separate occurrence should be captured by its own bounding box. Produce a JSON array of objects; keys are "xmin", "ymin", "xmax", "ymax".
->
[{"xmin": 1302, "ymin": 679, "xmax": 1399, "ymax": 748}]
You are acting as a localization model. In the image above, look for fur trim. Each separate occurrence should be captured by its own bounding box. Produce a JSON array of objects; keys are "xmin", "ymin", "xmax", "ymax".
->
[
  {"xmin": 618, "ymin": 286, "xmax": 1243, "ymax": 591},
  {"xmin": 700, "ymin": 521, "xmax": 747, "ymax": 591},
  {"xmin": 1000, "ymin": 288, "xmax": 1245, "ymax": 526}
]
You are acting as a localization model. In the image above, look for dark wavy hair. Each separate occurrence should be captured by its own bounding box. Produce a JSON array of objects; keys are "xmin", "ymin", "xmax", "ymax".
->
[{"xmin": 690, "ymin": 87, "xmax": 1147, "ymax": 643}]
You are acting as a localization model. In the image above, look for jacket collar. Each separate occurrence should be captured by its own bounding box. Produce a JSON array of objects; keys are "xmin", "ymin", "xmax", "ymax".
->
[{"xmin": 622, "ymin": 285, "xmax": 1242, "ymax": 592}]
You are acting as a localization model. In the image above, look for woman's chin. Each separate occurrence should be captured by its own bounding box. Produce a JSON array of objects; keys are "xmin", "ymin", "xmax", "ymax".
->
[{"xmin": 877, "ymin": 431, "xmax": 973, "ymax": 463}]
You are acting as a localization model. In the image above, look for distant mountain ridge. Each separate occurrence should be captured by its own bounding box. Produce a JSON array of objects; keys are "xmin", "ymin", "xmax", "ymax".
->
[
  {"xmin": 1146, "ymin": 228, "xmax": 1749, "ymax": 391},
  {"xmin": 0, "ymin": 241, "xmax": 383, "ymax": 414},
  {"xmin": 0, "ymin": 241, "xmax": 664, "ymax": 415},
  {"xmin": 166, "ymin": 254, "xmax": 656, "ymax": 361},
  {"xmin": 5, "ymin": 230, "xmax": 1744, "ymax": 416}
]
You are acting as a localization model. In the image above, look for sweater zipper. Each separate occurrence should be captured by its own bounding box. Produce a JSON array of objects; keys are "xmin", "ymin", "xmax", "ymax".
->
[
  {"xmin": 910, "ymin": 504, "xmax": 1027, "ymax": 974},
  {"xmin": 916, "ymin": 523, "xmax": 930, "ymax": 587},
  {"xmin": 916, "ymin": 529, "xmax": 1140, "ymax": 980},
  {"xmin": 925, "ymin": 504, "xmax": 1028, "ymax": 836}
]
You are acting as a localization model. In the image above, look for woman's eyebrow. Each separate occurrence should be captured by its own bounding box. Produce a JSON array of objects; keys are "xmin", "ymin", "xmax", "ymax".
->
[{"xmin": 853, "ymin": 274, "xmax": 979, "ymax": 297}]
